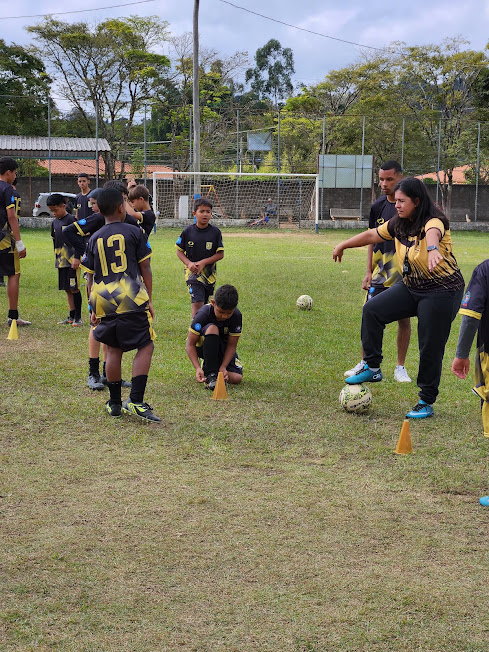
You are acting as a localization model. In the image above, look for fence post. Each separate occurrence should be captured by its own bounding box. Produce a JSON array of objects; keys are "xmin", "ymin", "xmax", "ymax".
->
[
  {"xmin": 436, "ymin": 116, "xmax": 442, "ymax": 207},
  {"xmin": 475, "ymin": 121, "xmax": 481, "ymax": 222},
  {"xmin": 47, "ymin": 96, "xmax": 52, "ymax": 193},
  {"xmin": 359, "ymin": 116, "xmax": 365, "ymax": 218},
  {"xmin": 143, "ymin": 103, "xmax": 147, "ymax": 184}
]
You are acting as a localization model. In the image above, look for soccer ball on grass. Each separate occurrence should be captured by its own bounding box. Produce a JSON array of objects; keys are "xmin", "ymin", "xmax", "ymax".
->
[
  {"xmin": 339, "ymin": 383, "xmax": 372, "ymax": 413},
  {"xmin": 296, "ymin": 294, "xmax": 313, "ymax": 310}
]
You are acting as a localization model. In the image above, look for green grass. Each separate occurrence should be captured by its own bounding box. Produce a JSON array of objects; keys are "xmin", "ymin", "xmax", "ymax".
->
[{"xmin": 2, "ymin": 227, "xmax": 489, "ymax": 651}]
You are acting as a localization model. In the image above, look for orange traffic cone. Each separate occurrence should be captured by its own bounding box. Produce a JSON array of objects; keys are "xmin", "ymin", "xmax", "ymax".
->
[
  {"xmin": 394, "ymin": 419, "xmax": 413, "ymax": 454},
  {"xmin": 212, "ymin": 371, "xmax": 228, "ymax": 400},
  {"xmin": 7, "ymin": 319, "xmax": 18, "ymax": 340}
]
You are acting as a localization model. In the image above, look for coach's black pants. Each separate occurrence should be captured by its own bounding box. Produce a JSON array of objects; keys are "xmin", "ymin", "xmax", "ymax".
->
[{"xmin": 361, "ymin": 282, "xmax": 463, "ymax": 405}]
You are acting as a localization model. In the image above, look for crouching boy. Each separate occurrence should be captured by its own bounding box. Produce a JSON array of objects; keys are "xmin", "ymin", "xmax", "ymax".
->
[
  {"xmin": 81, "ymin": 188, "xmax": 160, "ymax": 421},
  {"xmin": 186, "ymin": 284, "xmax": 243, "ymax": 390}
]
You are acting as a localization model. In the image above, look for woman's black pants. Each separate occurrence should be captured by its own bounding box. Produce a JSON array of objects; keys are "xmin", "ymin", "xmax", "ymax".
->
[{"xmin": 361, "ymin": 282, "xmax": 464, "ymax": 404}]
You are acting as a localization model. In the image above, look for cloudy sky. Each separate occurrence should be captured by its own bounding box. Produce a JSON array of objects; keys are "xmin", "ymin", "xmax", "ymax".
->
[{"xmin": 5, "ymin": 0, "xmax": 489, "ymax": 88}]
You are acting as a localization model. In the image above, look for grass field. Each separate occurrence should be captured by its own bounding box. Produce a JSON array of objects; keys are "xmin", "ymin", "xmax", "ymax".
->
[{"xmin": 2, "ymin": 227, "xmax": 489, "ymax": 651}]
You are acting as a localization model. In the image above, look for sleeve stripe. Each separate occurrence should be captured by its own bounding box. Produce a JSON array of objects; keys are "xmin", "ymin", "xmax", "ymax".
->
[
  {"xmin": 216, "ymin": 246, "xmax": 224, "ymax": 252},
  {"xmin": 80, "ymin": 264, "xmax": 94, "ymax": 274},
  {"xmin": 189, "ymin": 327, "xmax": 200, "ymax": 335},
  {"xmin": 138, "ymin": 252, "xmax": 152, "ymax": 263},
  {"xmin": 229, "ymin": 332, "xmax": 241, "ymax": 337},
  {"xmin": 74, "ymin": 222, "xmax": 85, "ymax": 236},
  {"xmin": 175, "ymin": 244, "xmax": 184, "ymax": 251},
  {"xmin": 459, "ymin": 308, "xmax": 482, "ymax": 320},
  {"xmin": 376, "ymin": 227, "xmax": 390, "ymax": 241}
]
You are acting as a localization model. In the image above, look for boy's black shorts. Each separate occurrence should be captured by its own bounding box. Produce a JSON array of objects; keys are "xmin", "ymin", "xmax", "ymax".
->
[
  {"xmin": 58, "ymin": 267, "xmax": 80, "ymax": 291},
  {"xmin": 0, "ymin": 249, "xmax": 20, "ymax": 276},
  {"xmin": 93, "ymin": 310, "xmax": 156, "ymax": 352},
  {"xmin": 187, "ymin": 281, "xmax": 214, "ymax": 304}
]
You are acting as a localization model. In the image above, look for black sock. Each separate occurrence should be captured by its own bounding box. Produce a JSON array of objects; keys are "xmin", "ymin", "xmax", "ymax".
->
[
  {"xmin": 202, "ymin": 334, "xmax": 220, "ymax": 375},
  {"xmin": 70, "ymin": 309, "xmax": 76, "ymax": 319},
  {"xmin": 107, "ymin": 381, "xmax": 122, "ymax": 404},
  {"xmin": 130, "ymin": 375, "xmax": 148, "ymax": 404},
  {"xmin": 103, "ymin": 362, "xmax": 106, "ymax": 378},
  {"xmin": 8, "ymin": 309, "xmax": 19, "ymax": 320},
  {"xmin": 73, "ymin": 292, "xmax": 82, "ymax": 319},
  {"xmin": 89, "ymin": 357, "xmax": 100, "ymax": 377}
]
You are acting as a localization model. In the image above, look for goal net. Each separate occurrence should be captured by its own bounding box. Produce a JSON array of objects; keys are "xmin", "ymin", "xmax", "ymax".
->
[{"xmin": 153, "ymin": 171, "xmax": 319, "ymax": 224}]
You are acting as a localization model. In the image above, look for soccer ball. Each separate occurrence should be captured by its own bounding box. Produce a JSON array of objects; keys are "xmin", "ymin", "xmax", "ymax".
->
[
  {"xmin": 296, "ymin": 294, "xmax": 313, "ymax": 310},
  {"xmin": 339, "ymin": 384, "xmax": 372, "ymax": 413}
]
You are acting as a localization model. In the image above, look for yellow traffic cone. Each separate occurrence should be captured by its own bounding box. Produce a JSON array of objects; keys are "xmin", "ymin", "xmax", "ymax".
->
[
  {"xmin": 7, "ymin": 319, "xmax": 18, "ymax": 340},
  {"xmin": 212, "ymin": 371, "xmax": 228, "ymax": 400},
  {"xmin": 394, "ymin": 419, "xmax": 413, "ymax": 454}
]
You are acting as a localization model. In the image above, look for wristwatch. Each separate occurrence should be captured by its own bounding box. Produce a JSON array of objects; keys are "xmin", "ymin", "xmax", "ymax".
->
[{"xmin": 427, "ymin": 245, "xmax": 439, "ymax": 252}]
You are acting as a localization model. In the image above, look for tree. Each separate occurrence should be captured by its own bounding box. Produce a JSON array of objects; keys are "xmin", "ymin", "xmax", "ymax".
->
[
  {"xmin": 0, "ymin": 40, "xmax": 51, "ymax": 135},
  {"xmin": 246, "ymin": 39, "xmax": 294, "ymax": 107},
  {"xmin": 28, "ymin": 16, "xmax": 171, "ymax": 179}
]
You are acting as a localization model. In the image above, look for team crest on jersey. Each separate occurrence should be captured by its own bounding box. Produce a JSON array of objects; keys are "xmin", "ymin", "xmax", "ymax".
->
[
  {"xmin": 224, "ymin": 327, "xmax": 229, "ymax": 334},
  {"xmin": 188, "ymin": 241, "xmax": 194, "ymax": 247},
  {"xmin": 206, "ymin": 242, "xmax": 212, "ymax": 250},
  {"xmin": 461, "ymin": 291, "xmax": 470, "ymax": 307},
  {"xmin": 194, "ymin": 323, "xmax": 202, "ymax": 331}
]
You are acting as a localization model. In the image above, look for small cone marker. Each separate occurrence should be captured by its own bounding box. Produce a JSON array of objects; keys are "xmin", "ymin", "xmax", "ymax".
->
[
  {"xmin": 212, "ymin": 371, "xmax": 228, "ymax": 400},
  {"xmin": 395, "ymin": 419, "xmax": 413, "ymax": 454},
  {"xmin": 7, "ymin": 319, "xmax": 18, "ymax": 340}
]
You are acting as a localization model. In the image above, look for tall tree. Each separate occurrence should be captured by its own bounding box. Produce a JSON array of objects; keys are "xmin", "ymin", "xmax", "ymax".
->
[
  {"xmin": 28, "ymin": 17, "xmax": 170, "ymax": 178},
  {"xmin": 0, "ymin": 40, "xmax": 51, "ymax": 135},
  {"xmin": 246, "ymin": 39, "xmax": 294, "ymax": 107}
]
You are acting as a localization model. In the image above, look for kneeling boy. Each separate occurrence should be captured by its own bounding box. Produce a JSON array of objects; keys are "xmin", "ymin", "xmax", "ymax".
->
[
  {"xmin": 186, "ymin": 284, "xmax": 243, "ymax": 390},
  {"xmin": 81, "ymin": 188, "xmax": 160, "ymax": 421}
]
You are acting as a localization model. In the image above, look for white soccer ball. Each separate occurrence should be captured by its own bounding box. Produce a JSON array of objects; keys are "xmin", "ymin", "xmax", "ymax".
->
[
  {"xmin": 296, "ymin": 294, "xmax": 313, "ymax": 310},
  {"xmin": 339, "ymin": 383, "xmax": 372, "ymax": 413}
]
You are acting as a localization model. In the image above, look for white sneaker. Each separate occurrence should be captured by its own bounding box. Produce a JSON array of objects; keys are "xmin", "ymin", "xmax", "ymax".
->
[
  {"xmin": 344, "ymin": 360, "xmax": 366, "ymax": 378},
  {"xmin": 394, "ymin": 365, "xmax": 412, "ymax": 382}
]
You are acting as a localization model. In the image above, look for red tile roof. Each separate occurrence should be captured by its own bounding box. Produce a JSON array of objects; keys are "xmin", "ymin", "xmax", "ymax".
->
[
  {"xmin": 37, "ymin": 158, "xmax": 174, "ymax": 177},
  {"xmin": 415, "ymin": 166, "xmax": 470, "ymax": 184}
]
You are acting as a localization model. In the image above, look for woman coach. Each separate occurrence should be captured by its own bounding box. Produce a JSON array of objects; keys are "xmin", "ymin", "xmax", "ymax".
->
[{"xmin": 333, "ymin": 177, "xmax": 464, "ymax": 419}]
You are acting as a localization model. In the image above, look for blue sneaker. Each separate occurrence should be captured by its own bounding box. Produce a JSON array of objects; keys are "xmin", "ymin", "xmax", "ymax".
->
[
  {"xmin": 406, "ymin": 400, "xmax": 434, "ymax": 419},
  {"xmin": 345, "ymin": 363, "xmax": 383, "ymax": 384}
]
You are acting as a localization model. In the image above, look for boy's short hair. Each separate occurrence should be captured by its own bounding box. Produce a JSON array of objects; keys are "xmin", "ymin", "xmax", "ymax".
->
[
  {"xmin": 380, "ymin": 160, "xmax": 402, "ymax": 174},
  {"xmin": 97, "ymin": 188, "xmax": 124, "ymax": 217},
  {"xmin": 128, "ymin": 184, "xmax": 149, "ymax": 202},
  {"xmin": 103, "ymin": 179, "xmax": 128, "ymax": 197},
  {"xmin": 46, "ymin": 193, "xmax": 67, "ymax": 207},
  {"xmin": 194, "ymin": 197, "xmax": 213, "ymax": 211},
  {"xmin": 77, "ymin": 173, "xmax": 89, "ymax": 180},
  {"xmin": 88, "ymin": 188, "xmax": 102, "ymax": 201},
  {"xmin": 0, "ymin": 157, "xmax": 18, "ymax": 174},
  {"xmin": 214, "ymin": 284, "xmax": 238, "ymax": 310}
]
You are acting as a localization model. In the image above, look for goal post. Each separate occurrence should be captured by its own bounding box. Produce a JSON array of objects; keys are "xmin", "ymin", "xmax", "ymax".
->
[{"xmin": 152, "ymin": 171, "xmax": 319, "ymax": 226}]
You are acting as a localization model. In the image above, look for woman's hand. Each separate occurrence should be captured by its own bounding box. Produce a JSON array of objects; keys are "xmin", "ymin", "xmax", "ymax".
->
[
  {"xmin": 332, "ymin": 243, "xmax": 345, "ymax": 262},
  {"xmin": 428, "ymin": 249, "xmax": 443, "ymax": 272}
]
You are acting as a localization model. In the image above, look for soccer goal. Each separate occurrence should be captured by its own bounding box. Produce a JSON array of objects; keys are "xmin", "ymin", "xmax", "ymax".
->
[{"xmin": 153, "ymin": 171, "xmax": 319, "ymax": 226}]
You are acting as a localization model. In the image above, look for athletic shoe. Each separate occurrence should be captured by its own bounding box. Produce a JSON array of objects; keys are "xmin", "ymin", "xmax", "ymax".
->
[
  {"xmin": 344, "ymin": 360, "xmax": 365, "ymax": 378},
  {"xmin": 394, "ymin": 366, "xmax": 412, "ymax": 383},
  {"xmin": 88, "ymin": 374, "xmax": 105, "ymax": 391},
  {"xmin": 406, "ymin": 400, "xmax": 434, "ymax": 419},
  {"xmin": 122, "ymin": 398, "xmax": 161, "ymax": 422},
  {"xmin": 205, "ymin": 372, "xmax": 218, "ymax": 390},
  {"xmin": 105, "ymin": 400, "xmax": 122, "ymax": 417},
  {"xmin": 0, "ymin": 279, "xmax": 5, "ymax": 287},
  {"xmin": 57, "ymin": 316, "xmax": 74, "ymax": 325},
  {"xmin": 72, "ymin": 318, "xmax": 83, "ymax": 327},
  {"xmin": 345, "ymin": 363, "xmax": 383, "ymax": 384},
  {"xmin": 7, "ymin": 317, "xmax": 31, "ymax": 326}
]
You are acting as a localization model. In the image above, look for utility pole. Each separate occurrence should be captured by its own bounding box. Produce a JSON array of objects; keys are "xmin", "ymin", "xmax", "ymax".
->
[{"xmin": 192, "ymin": 0, "xmax": 201, "ymax": 197}]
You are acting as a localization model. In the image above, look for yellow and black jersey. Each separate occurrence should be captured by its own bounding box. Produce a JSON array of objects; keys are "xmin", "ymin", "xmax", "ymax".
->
[
  {"xmin": 176, "ymin": 223, "xmax": 223, "ymax": 287},
  {"xmin": 75, "ymin": 192, "xmax": 94, "ymax": 221},
  {"xmin": 0, "ymin": 180, "xmax": 20, "ymax": 251},
  {"xmin": 81, "ymin": 222, "xmax": 152, "ymax": 318},
  {"xmin": 459, "ymin": 260, "xmax": 489, "ymax": 405},
  {"xmin": 134, "ymin": 209, "xmax": 156, "ymax": 237},
  {"xmin": 377, "ymin": 216, "xmax": 464, "ymax": 292},
  {"xmin": 369, "ymin": 196, "xmax": 401, "ymax": 288},
  {"xmin": 51, "ymin": 213, "xmax": 76, "ymax": 268},
  {"xmin": 189, "ymin": 304, "xmax": 242, "ymax": 348},
  {"xmin": 64, "ymin": 212, "xmax": 141, "ymax": 259}
]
